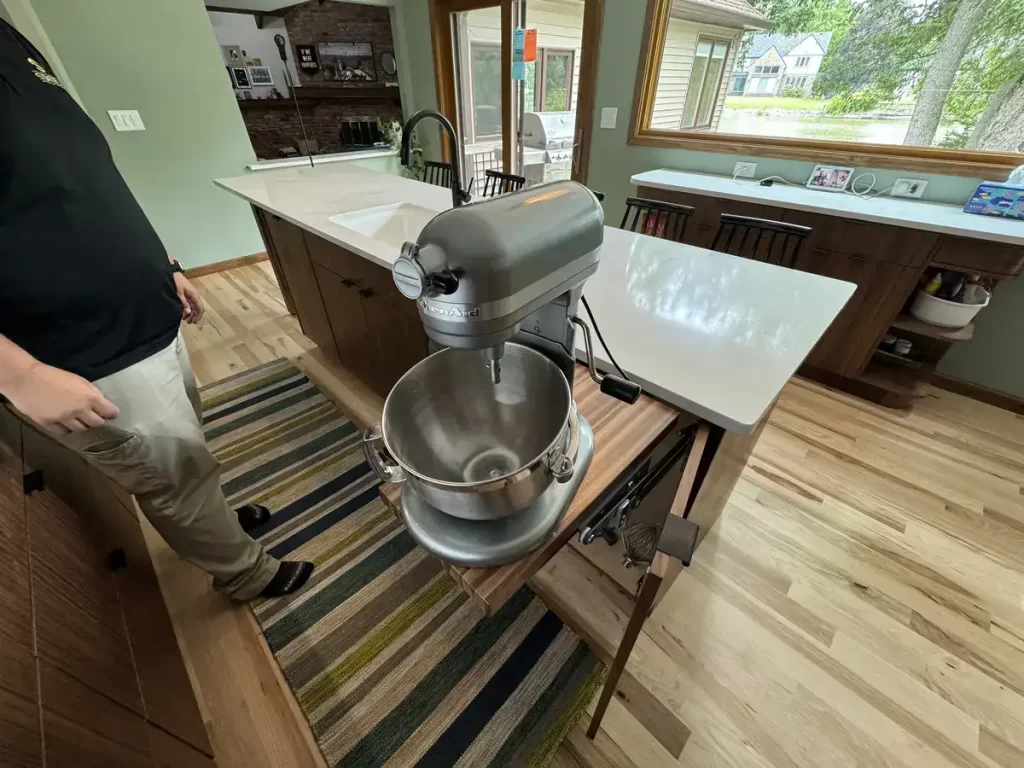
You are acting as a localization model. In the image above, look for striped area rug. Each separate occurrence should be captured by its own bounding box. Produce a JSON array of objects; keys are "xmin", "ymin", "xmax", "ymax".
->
[{"xmin": 200, "ymin": 359, "xmax": 603, "ymax": 768}]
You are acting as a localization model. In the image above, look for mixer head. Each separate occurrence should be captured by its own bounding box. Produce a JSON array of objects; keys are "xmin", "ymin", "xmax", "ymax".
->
[{"xmin": 391, "ymin": 180, "xmax": 604, "ymax": 382}]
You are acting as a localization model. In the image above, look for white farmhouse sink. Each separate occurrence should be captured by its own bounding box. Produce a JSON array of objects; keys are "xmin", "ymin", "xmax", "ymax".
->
[{"xmin": 329, "ymin": 203, "xmax": 438, "ymax": 250}]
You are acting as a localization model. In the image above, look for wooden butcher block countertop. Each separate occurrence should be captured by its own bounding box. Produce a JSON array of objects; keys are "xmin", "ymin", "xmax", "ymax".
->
[{"xmin": 380, "ymin": 365, "xmax": 680, "ymax": 614}]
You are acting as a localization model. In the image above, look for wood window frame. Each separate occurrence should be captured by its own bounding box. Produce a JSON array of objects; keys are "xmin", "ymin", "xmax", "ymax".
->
[
  {"xmin": 629, "ymin": 0, "xmax": 1024, "ymax": 178},
  {"xmin": 680, "ymin": 35, "xmax": 731, "ymax": 131},
  {"xmin": 537, "ymin": 47, "xmax": 576, "ymax": 112}
]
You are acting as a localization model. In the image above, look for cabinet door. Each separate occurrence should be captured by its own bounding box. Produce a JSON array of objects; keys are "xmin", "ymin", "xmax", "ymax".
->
[
  {"xmin": 362, "ymin": 293, "xmax": 430, "ymax": 395},
  {"xmin": 253, "ymin": 207, "xmax": 295, "ymax": 314},
  {"xmin": 314, "ymin": 263, "xmax": 373, "ymax": 375},
  {"xmin": 39, "ymin": 661, "xmax": 152, "ymax": 763},
  {"xmin": 794, "ymin": 249, "xmax": 921, "ymax": 377},
  {"xmin": 782, "ymin": 209, "xmax": 937, "ymax": 267},
  {"xmin": 0, "ymin": 687, "xmax": 42, "ymax": 768},
  {"xmin": 262, "ymin": 215, "xmax": 337, "ymax": 359},
  {"xmin": 42, "ymin": 708, "xmax": 151, "ymax": 768},
  {"xmin": 28, "ymin": 488, "xmax": 143, "ymax": 716},
  {"xmin": 0, "ymin": 451, "xmax": 33, "ymax": 684}
]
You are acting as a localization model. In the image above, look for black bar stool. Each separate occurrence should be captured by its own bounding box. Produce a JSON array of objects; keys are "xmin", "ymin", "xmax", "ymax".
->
[
  {"xmin": 481, "ymin": 169, "xmax": 527, "ymax": 198},
  {"xmin": 710, "ymin": 214, "xmax": 812, "ymax": 268},
  {"xmin": 620, "ymin": 196, "xmax": 695, "ymax": 242},
  {"xmin": 423, "ymin": 160, "xmax": 453, "ymax": 189}
]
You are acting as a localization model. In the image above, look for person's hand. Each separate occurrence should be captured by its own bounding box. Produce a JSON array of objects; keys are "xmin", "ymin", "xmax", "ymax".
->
[
  {"xmin": 174, "ymin": 273, "xmax": 205, "ymax": 324},
  {"xmin": 3, "ymin": 362, "xmax": 119, "ymax": 435}
]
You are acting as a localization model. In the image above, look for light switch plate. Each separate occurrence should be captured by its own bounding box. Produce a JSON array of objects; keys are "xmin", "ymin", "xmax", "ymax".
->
[
  {"xmin": 600, "ymin": 107, "xmax": 617, "ymax": 129},
  {"xmin": 891, "ymin": 178, "xmax": 928, "ymax": 198},
  {"xmin": 107, "ymin": 109, "xmax": 145, "ymax": 132},
  {"xmin": 734, "ymin": 161, "xmax": 757, "ymax": 179}
]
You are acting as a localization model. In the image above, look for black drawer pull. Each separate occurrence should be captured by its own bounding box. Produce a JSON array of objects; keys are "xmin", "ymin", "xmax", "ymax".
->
[{"xmin": 359, "ymin": 288, "xmax": 375, "ymax": 298}]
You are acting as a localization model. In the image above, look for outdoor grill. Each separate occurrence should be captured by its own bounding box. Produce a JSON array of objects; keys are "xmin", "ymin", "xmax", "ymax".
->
[{"xmin": 522, "ymin": 111, "xmax": 575, "ymax": 184}]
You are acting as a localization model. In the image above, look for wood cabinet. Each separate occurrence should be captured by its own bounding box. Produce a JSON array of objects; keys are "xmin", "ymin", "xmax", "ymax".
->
[
  {"xmin": 255, "ymin": 214, "xmax": 430, "ymax": 398},
  {"xmin": 261, "ymin": 213, "xmax": 336, "ymax": 359},
  {"xmin": 0, "ymin": 410, "xmax": 215, "ymax": 766}
]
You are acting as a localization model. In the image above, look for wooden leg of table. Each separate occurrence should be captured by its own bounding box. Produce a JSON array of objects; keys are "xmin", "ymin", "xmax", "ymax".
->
[{"xmin": 586, "ymin": 567, "xmax": 663, "ymax": 739}]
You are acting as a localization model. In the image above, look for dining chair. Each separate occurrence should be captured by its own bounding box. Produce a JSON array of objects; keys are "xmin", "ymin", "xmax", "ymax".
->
[
  {"xmin": 620, "ymin": 196, "xmax": 696, "ymax": 242},
  {"xmin": 481, "ymin": 169, "xmax": 527, "ymax": 198},
  {"xmin": 710, "ymin": 213, "xmax": 812, "ymax": 268},
  {"xmin": 423, "ymin": 160, "xmax": 453, "ymax": 189}
]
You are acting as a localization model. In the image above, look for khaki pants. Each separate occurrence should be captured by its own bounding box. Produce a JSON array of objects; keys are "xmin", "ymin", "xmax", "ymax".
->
[{"xmin": 61, "ymin": 333, "xmax": 279, "ymax": 600}]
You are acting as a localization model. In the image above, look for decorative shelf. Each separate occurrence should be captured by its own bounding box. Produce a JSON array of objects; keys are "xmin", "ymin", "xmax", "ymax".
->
[{"xmin": 890, "ymin": 315, "xmax": 974, "ymax": 342}]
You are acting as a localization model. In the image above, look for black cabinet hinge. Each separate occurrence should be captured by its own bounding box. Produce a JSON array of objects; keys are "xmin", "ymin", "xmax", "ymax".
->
[{"xmin": 107, "ymin": 548, "xmax": 128, "ymax": 572}]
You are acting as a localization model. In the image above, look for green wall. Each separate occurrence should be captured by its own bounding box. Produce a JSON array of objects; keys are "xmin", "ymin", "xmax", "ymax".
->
[{"xmin": 28, "ymin": 0, "xmax": 265, "ymax": 268}]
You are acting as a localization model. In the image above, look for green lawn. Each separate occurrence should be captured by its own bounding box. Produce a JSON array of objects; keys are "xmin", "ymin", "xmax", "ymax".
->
[{"xmin": 724, "ymin": 95, "xmax": 827, "ymax": 111}]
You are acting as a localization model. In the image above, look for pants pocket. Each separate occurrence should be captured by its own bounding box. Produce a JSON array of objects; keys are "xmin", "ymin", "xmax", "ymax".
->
[{"xmin": 79, "ymin": 434, "xmax": 163, "ymax": 496}]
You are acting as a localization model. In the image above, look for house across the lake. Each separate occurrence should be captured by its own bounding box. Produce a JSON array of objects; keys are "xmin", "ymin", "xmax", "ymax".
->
[
  {"xmin": 649, "ymin": 0, "xmax": 770, "ymax": 132},
  {"xmin": 731, "ymin": 31, "xmax": 834, "ymax": 97}
]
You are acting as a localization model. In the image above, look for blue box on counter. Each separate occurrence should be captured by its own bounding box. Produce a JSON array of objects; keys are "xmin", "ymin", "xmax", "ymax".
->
[{"xmin": 964, "ymin": 182, "xmax": 1024, "ymax": 220}]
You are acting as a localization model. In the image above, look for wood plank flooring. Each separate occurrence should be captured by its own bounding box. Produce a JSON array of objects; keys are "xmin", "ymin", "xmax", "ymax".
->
[{"xmin": 162, "ymin": 263, "xmax": 1024, "ymax": 768}]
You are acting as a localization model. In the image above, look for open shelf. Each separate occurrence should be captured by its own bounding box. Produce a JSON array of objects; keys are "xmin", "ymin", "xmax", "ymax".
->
[
  {"xmin": 874, "ymin": 348, "xmax": 924, "ymax": 369},
  {"xmin": 890, "ymin": 315, "xmax": 974, "ymax": 342}
]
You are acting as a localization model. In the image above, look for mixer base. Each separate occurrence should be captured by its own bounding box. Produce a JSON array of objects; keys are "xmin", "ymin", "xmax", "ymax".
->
[{"xmin": 399, "ymin": 416, "xmax": 595, "ymax": 567}]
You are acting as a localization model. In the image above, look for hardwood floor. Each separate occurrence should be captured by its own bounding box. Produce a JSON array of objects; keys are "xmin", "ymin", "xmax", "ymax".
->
[{"xmin": 164, "ymin": 262, "xmax": 1024, "ymax": 768}]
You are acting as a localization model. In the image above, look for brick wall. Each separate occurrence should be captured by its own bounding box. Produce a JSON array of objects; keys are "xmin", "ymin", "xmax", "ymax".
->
[
  {"xmin": 240, "ymin": 101, "xmax": 402, "ymax": 159},
  {"xmin": 239, "ymin": 1, "xmax": 402, "ymax": 159}
]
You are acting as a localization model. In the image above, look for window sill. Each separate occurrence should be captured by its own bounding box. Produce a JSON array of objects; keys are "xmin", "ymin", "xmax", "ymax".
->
[{"xmin": 627, "ymin": 129, "xmax": 1021, "ymax": 179}]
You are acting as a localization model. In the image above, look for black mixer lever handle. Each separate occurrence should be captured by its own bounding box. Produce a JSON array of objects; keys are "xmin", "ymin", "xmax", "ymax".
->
[{"xmin": 600, "ymin": 375, "xmax": 641, "ymax": 404}]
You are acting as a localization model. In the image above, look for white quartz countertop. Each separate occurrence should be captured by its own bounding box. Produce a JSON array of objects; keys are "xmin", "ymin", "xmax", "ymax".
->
[
  {"xmin": 215, "ymin": 163, "xmax": 452, "ymax": 268},
  {"xmin": 633, "ymin": 169, "xmax": 1024, "ymax": 247},
  {"xmin": 246, "ymin": 148, "xmax": 396, "ymax": 172},
  {"xmin": 216, "ymin": 164, "xmax": 854, "ymax": 432}
]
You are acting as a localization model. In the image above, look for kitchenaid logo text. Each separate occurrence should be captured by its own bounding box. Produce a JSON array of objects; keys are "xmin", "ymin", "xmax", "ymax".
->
[{"xmin": 419, "ymin": 302, "xmax": 480, "ymax": 318}]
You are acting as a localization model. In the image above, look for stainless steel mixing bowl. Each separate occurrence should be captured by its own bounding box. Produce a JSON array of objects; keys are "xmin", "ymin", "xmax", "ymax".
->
[{"xmin": 364, "ymin": 343, "xmax": 579, "ymax": 520}]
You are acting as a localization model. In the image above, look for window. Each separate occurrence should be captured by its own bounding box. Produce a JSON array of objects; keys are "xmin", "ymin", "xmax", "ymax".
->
[
  {"xmin": 680, "ymin": 37, "xmax": 731, "ymax": 129},
  {"xmin": 470, "ymin": 43, "xmax": 501, "ymax": 139},
  {"xmin": 631, "ymin": 0, "xmax": 1023, "ymax": 178},
  {"xmin": 522, "ymin": 48, "xmax": 576, "ymax": 112}
]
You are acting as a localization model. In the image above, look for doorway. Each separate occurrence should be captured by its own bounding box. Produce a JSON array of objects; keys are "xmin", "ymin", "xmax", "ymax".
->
[{"xmin": 429, "ymin": 0, "xmax": 603, "ymax": 191}]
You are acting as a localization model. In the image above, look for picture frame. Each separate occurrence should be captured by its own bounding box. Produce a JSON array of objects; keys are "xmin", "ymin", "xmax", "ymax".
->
[
  {"xmin": 806, "ymin": 164, "xmax": 855, "ymax": 193},
  {"xmin": 317, "ymin": 42, "xmax": 376, "ymax": 82},
  {"xmin": 231, "ymin": 67, "xmax": 251, "ymax": 89},
  {"xmin": 248, "ymin": 66, "xmax": 273, "ymax": 87},
  {"xmin": 221, "ymin": 45, "xmax": 243, "ymax": 65}
]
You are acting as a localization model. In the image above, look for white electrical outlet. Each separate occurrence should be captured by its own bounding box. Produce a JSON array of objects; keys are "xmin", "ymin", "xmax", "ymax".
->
[
  {"xmin": 600, "ymin": 107, "xmax": 618, "ymax": 129},
  {"xmin": 891, "ymin": 178, "xmax": 928, "ymax": 198},
  {"xmin": 734, "ymin": 161, "xmax": 757, "ymax": 179},
  {"xmin": 107, "ymin": 109, "xmax": 145, "ymax": 132}
]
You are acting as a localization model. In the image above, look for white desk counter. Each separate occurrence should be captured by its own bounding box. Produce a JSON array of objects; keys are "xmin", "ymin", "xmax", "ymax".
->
[{"xmin": 632, "ymin": 169, "xmax": 1024, "ymax": 247}]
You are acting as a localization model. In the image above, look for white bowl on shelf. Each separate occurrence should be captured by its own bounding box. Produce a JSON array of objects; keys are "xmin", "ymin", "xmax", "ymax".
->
[{"xmin": 909, "ymin": 289, "xmax": 989, "ymax": 329}]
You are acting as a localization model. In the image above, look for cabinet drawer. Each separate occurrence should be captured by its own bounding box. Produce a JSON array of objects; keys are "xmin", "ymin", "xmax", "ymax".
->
[
  {"xmin": 783, "ymin": 210, "xmax": 936, "ymax": 267},
  {"xmin": 305, "ymin": 233, "xmax": 415, "ymax": 315},
  {"xmin": 43, "ymin": 707, "xmax": 151, "ymax": 768},
  {"xmin": 931, "ymin": 235, "xmax": 1024, "ymax": 277}
]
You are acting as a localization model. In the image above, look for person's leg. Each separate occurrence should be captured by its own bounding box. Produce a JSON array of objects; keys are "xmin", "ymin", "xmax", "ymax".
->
[{"xmin": 61, "ymin": 338, "xmax": 279, "ymax": 600}]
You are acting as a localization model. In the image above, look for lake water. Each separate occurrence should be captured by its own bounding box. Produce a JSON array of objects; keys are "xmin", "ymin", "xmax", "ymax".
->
[{"xmin": 717, "ymin": 110, "xmax": 953, "ymax": 145}]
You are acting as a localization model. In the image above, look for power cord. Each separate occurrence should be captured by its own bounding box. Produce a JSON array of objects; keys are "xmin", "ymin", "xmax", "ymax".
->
[
  {"xmin": 580, "ymin": 294, "xmax": 631, "ymax": 382},
  {"xmin": 730, "ymin": 169, "xmax": 894, "ymax": 200}
]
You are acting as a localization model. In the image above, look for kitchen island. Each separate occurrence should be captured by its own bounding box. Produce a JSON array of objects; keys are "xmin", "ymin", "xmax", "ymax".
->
[{"xmin": 215, "ymin": 161, "xmax": 853, "ymax": 734}]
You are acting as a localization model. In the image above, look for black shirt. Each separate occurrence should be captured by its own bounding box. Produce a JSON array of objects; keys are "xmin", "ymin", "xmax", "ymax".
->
[{"xmin": 0, "ymin": 20, "xmax": 181, "ymax": 382}]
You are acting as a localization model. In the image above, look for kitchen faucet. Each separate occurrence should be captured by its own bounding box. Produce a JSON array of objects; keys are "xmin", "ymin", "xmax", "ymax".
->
[{"xmin": 400, "ymin": 110, "xmax": 470, "ymax": 208}]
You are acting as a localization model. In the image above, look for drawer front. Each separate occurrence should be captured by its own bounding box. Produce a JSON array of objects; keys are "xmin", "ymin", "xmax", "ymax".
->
[
  {"xmin": 783, "ymin": 210, "xmax": 937, "ymax": 267},
  {"xmin": 931, "ymin": 235, "xmax": 1024, "ymax": 277}
]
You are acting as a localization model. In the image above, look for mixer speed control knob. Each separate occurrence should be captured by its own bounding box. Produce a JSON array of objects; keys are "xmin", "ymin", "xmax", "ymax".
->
[
  {"xmin": 393, "ymin": 243, "xmax": 459, "ymax": 300},
  {"xmin": 393, "ymin": 244, "xmax": 429, "ymax": 299}
]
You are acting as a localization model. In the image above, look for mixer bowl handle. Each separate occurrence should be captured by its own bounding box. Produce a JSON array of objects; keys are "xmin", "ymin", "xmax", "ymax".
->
[
  {"xmin": 364, "ymin": 424, "xmax": 407, "ymax": 484},
  {"xmin": 546, "ymin": 404, "xmax": 580, "ymax": 484}
]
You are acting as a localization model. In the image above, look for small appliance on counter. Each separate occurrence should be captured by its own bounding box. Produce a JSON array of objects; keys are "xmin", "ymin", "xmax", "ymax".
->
[
  {"xmin": 522, "ymin": 111, "xmax": 576, "ymax": 184},
  {"xmin": 363, "ymin": 181, "xmax": 641, "ymax": 566}
]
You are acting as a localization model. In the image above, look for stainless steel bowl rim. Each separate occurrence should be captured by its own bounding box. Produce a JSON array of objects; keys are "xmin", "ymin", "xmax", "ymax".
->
[{"xmin": 379, "ymin": 344, "xmax": 573, "ymax": 491}]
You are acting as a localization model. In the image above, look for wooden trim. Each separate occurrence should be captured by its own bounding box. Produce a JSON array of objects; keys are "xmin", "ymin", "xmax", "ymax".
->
[
  {"xmin": 628, "ymin": 0, "xmax": 1024, "ymax": 178},
  {"xmin": 539, "ymin": 47, "xmax": 576, "ymax": 112},
  {"xmin": 573, "ymin": 0, "xmax": 604, "ymax": 185},
  {"xmin": 682, "ymin": 35, "xmax": 732, "ymax": 131},
  {"xmin": 929, "ymin": 373, "xmax": 1024, "ymax": 416},
  {"xmin": 182, "ymin": 252, "xmax": 268, "ymax": 279}
]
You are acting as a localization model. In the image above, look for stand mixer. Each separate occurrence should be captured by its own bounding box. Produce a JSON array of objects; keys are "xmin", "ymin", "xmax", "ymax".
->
[{"xmin": 374, "ymin": 180, "xmax": 640, "ymax": 566}]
